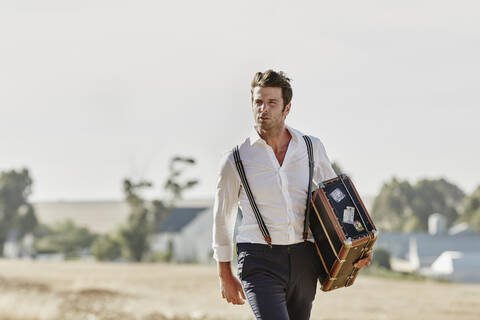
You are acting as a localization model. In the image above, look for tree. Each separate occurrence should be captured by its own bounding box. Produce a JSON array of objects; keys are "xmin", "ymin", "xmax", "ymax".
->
[
  {"xmin": 164, "ymin": 156, "xmax": 199, "ymax": 204},
  {"xmin": 119, "ymin": 179, "xmax": 153, "ymax": 262},
  {"xmin": 410, "ymin": 178, "xmax": 464, "ymax": 230},
  {"xmin": 331, "ymin": 161, "xmax": 343, "ymax": 176},
  {"xmin": 0, "ymin": 168, "xmax": 38, "ymax": 256},
  {"xmin": 371, "ymin": 177, "xmax": 415, "ymax": 231},
  {"xmin": 459, "ymin": 185, "xmax": 480, "ymax": 231},
  {"xmin": 371, "ymin": 177, "xmax": 465, "ymax": 232},
  {"xmin": 151, "ymin": 199, "xmax": 170, "ymax": 229},
  {"xmin": 114, "ymin": 155, "xmax": 199, "ymax": 262},
  {"xmin": 34, "ymin": 220, "xmax": 98, "ymax": 258},
  {"xmin": 17, "ymin": 204, "xmax": 38, "ymax": 235}
]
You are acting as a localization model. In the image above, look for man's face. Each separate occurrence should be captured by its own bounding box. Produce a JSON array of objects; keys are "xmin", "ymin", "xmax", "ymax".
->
[{"xmin": 252, "ymin": 86, "xmax": 291, "ymax": 131}]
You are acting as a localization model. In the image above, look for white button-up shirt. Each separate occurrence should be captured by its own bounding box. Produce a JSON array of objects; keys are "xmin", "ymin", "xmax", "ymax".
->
[{"xmin": 212, "ymin": 125, "xmax": 337, "ymax": 262}]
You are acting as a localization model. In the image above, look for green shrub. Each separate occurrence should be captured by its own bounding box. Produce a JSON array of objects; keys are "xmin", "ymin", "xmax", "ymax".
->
[
  {"xmin": 92, "ymin": 234, "xmax": 122, "ymax": 261},
  {"xmin": 372, "ymin": 247, "xmax": 391, "ymax": 270}
]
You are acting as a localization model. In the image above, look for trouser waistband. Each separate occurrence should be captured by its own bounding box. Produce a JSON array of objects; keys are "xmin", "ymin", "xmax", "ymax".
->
[{"xmin": 237, "ymin": 241, "xmax": 314, "ymax": 254}]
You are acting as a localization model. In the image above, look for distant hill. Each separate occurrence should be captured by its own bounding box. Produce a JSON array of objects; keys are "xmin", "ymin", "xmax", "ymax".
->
[
  {"xmin": 33, "ymin": 201, "xmax": 129, "ymax": 234},
  {"xmin": 32, "ymin": 195, "xmax": 373, "ymax": 235},
  {"xmin": 32, "ymin": 198, "xmax": 214, "ymax": 234},
  {"xmin": 33, "ymin": 195, "xmax": 375, "ymax": 233}
]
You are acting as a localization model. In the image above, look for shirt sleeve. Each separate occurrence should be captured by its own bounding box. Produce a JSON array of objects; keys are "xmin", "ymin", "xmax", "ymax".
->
[
  {"xmin": 211, "ymin": 151, "xmax": 240, "ymax": 262},
  {"xmin": 311, "ymin": 137, "xmax": 337, "ymax": 184}
]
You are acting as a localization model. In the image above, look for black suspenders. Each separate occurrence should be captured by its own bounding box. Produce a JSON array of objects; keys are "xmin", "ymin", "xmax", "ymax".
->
[
  {"xmin": 232, "ymin": 135, "xmax": 314, "ymax": 246},
  {"xmin": 232, "ymin": 145, "xmax": 272, "ymax": 245},
  {"xmin": 302, "ymin": 135, "xmax": 314, "ymax": 240}
]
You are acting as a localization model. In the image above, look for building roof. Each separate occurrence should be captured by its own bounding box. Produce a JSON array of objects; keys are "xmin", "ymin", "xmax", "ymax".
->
[
  {"xmin": 376, "ymin": 231, "xmax": 480, "ymax": 267},
  {"xmin": 427, "ymin": 251, "xmax": 480, "ymax": 283},
  {"xmin": 412, "ymin": 233, "xmax": 480, "ymax": 267},
  {"xmin": 155, "ymin": 207, "xmax": 210, "ymax": 233},
  {"xmin": 449, "ymin": 222, "xmax": 478, "ymax": 236},
  {"xmin": 375, "ymin": 232, "xmax": 411, "ymax": 259}
]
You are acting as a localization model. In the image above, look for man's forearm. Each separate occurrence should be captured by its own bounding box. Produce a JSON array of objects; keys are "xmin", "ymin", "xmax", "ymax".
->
[
  {"xmin": 216, "ymin": 260, "xmax": 245, "ymax": 305},
  {"xmin": 217, "ymin": 261, "xmax": 233, "ymax": 279}
]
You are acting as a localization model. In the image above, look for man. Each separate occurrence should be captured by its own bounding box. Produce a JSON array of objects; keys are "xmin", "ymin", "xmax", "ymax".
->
[{"xmin": 212, "ymin": 70, "xmax": 372, "ymax": 320}]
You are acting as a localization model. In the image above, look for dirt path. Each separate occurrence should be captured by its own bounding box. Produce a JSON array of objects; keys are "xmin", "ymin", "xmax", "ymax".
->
[{"xmin": 0, "ymin": 259, "xmax": 478, "ymax": 320}]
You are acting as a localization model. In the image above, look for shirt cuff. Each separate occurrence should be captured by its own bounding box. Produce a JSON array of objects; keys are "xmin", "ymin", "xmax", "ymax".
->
[{"xmin": 213, "ymin": 244, "xmax": 233, "ymax": 262}]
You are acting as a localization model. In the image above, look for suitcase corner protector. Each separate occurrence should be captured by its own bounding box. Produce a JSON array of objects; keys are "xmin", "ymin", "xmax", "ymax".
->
[{"xmin": 344, "ymin": 237, "xmax": 353, "ymax": 247}]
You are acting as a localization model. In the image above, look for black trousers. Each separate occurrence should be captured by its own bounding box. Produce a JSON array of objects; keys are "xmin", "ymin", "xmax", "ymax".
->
[{"xmin": 236, "ymin": 241, "xmax": 320, "ymax": 320}]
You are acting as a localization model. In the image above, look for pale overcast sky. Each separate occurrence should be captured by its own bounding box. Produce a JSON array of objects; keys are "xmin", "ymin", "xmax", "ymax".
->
[{"xmin": 1, "ymin": 0, "xmax": 479, "ymax": 202}]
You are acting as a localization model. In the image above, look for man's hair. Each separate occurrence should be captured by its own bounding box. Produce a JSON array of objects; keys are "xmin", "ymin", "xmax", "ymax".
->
[{"xmin": 250, "ymin": 69, "xmax": 292, "ymax": 108}]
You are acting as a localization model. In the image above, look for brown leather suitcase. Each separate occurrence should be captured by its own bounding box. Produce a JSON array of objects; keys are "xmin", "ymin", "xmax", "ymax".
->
[{"xmin": 308, "ymin": 174, "xmax": 379, "ymax": 291}]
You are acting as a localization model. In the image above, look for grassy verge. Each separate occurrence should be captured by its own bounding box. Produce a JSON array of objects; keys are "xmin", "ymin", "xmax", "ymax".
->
[{"xmin": 360, "ymin": 266, "xmax": 449, "ymax": 282}]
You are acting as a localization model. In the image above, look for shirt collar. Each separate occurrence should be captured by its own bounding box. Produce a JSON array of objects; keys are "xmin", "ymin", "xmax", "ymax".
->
[{"xmin": 249, "ymin": 124, "xmax": 301, "ymax": 146}]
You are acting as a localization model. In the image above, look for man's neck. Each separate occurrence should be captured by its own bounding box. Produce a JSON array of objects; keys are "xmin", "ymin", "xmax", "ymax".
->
[{"xmin": 256, "ymin": 124, "xmax": 291, "ymax": 152}]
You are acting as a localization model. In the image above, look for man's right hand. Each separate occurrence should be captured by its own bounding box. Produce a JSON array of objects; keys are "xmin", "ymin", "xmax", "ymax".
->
[{"xmin": 218, "ymin": 261, "xmax": 246, "ymax": 305}]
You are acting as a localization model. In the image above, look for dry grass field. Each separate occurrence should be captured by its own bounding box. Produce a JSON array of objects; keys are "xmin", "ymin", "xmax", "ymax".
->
[{"xmin": 0, "ymin": 259, "xmax": 479, "ymax": 320}]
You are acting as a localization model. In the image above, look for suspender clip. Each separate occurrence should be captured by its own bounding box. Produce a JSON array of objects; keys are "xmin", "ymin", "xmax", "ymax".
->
[{"xmin": 265, "ymin": 236, "xmax": 272, "ymax": 248}]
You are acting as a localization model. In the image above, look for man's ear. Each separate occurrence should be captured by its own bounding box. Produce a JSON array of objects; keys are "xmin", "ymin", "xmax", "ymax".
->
[{"xmin": 283, "ymin": 103, "xmax": 291, "ymax": 117}]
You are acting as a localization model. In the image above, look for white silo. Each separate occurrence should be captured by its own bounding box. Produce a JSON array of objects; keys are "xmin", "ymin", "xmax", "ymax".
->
[{"xmin": 428, "ymin": 213, "xmax": 447, "ymax": 235}]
